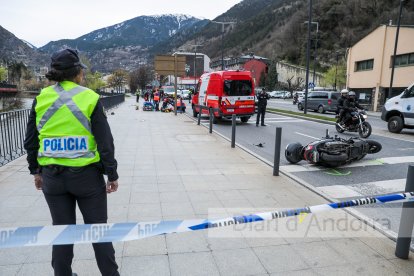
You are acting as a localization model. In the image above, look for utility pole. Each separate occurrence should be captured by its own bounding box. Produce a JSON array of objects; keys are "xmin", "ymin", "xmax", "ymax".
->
[
  {"xmin": 211, "ymin": 21, "xmax": 236, "ymax": 70},
  {"xmin": 190, "ymin": 43, "xmax": 202, "ymax": 90},
  {"xmin": 304, "ymin": 0, "xmax": 313, "ymax": 114},
  {"xmin": 389, "ymin": 0, "xmax": 405, "ymax": 99},
  {"xmin": 334, "ymin": 52, "xmax": 340, "ymax": 91},
  {"xmin": 304, "ymin": 21, "xmax": 319, "ymax": 86}
]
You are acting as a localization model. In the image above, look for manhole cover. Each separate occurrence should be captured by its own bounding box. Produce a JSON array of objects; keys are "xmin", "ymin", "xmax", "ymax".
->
[{"xmin": 176, "ymin": 134, "xmax": 216, "ymax": 142}]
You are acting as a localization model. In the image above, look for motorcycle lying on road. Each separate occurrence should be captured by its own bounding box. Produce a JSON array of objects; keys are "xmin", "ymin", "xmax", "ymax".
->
[
  {"xmin": 285, "ymin": 131, "xmax": 382, "ymax": 168},
  {"xmin": 336, "ymin": 109, "xmax": 372, "ymax": 138}
]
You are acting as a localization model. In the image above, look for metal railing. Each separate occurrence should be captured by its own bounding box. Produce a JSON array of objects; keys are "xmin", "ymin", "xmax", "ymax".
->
[
  {"xmin": 0, "ymin": 94, "xmax": 125, "ymax": 167},
  {"xmin": 100, "ymin": 94, "xmax": 125, "ymax": 110},
  {"xmin": 0, "ymin": 109, "xmax": 30, "ymax": 166}
]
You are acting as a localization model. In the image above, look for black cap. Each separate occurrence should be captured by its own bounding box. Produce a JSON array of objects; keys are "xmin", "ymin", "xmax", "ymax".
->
[{"xmin": 50, "ymin": 48, "xmax": 87, "ymax": 70}]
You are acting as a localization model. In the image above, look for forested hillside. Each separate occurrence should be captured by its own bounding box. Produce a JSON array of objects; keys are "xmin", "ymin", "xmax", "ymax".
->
[{"xmin": 178, "ymin": 0, "xmax": 414, "ymax": 70}]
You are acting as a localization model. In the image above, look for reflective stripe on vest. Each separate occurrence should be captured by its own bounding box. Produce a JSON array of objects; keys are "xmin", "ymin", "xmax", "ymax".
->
[
  {"xmin": 36, "ymin": 83, "xmax": 97, "ymax": 161},
  {"xmin": 37, "ymin": 84, "xmax": 91, "ymax": 133}
]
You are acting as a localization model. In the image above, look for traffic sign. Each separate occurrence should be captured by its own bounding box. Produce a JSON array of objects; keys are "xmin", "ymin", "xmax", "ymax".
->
[{"xmin": 308, "ymin": 82, "xmax": 315, "ymax": 89}]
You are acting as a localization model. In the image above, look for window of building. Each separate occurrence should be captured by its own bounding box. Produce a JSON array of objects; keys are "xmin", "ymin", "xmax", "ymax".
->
[
  {"xmin": 355, "ymin": 59, "xmax": 374, "ymax": 71},
  {"xmin": 391, "ymin": 52, "xmax": 414, "ymax": 67}
]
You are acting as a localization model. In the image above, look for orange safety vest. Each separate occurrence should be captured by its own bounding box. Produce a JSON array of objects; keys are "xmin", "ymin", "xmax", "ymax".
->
[{"xmin": 154, "ymin": 93, "xmax": 159, "ymax": 101}]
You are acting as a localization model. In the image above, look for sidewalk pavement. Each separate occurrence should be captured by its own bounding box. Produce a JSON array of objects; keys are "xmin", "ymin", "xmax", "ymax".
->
[{"xmin": 0, "ymin": 96, "xmax": 413, "ymax": 275}]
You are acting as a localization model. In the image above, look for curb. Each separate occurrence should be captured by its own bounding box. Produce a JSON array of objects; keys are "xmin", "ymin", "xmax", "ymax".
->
[
  {"xmin": 267, "ymin": 110, "xmax": 336, "ymax": 125},
  {"xmin": 183, "ymin": 111, "xmax": 414, "ymax": 252}
]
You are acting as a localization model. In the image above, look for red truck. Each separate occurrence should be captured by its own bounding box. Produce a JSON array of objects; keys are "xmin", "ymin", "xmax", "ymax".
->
[{"xmin": 191, "ymin": 70, "xmax": 255, "ymax": 123}]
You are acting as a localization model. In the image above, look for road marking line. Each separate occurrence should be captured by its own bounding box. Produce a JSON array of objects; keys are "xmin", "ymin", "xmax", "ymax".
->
[
  {"xmin": 381, "ymin": 156, "xmax": 414, "ymax": 164},
  {"xmin": 317, "ymin": 185, "xmax": 363, "ymax": 198},
  {"xmin": 317, "ymin": 179, "xmax": 407, "ymax": 199},
  {"xmin": 282, "ymin": 155, "xmax": 414, "ymax": 173},
  {"xmin": 294, "ymin": 132, "xmax": 319, "ymax": 140}
]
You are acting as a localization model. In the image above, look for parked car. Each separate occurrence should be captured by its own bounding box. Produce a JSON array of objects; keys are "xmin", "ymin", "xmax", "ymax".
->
[
  {"xmin": 297, "ymin": 90, "xmax": 340, "ymax": 113},
  {"xmin": 294, "ymin": 91, "xmax": 305, "ymax": 101},
  {"xmin": 178, "ymin": 89, "xmax": 191, "ymax": 100},
  {"xmin": 268, "ymin": 91, "xmax": 290, "ymax": 99}
]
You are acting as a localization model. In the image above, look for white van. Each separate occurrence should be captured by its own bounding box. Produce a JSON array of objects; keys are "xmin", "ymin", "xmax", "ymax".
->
[{"xmin": 381, "ymin": 82, "xmax": 414, "ymax": 133}]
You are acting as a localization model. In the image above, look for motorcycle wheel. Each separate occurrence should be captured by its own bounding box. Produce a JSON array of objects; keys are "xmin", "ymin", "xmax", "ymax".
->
[
  {"xmin": 358, "ymin": 121, "xmax": 372, "ymax": 138},
  {"xmin": 285, "ymin": 143, "xmax": 304, "ymax": 164},
  {"xmin": 335, "ymin": 122, "xmax": 345, "ymax": 133},
  {"xmin": 365, "ymin": 140, "xmax": 382, "ymax": 154}
]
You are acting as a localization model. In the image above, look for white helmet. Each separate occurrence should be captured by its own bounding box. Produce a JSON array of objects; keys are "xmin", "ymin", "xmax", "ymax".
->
[
  {"xmin": 340, "ymin": 89, "xmax": 349, "ymax": 94},
  {"xmin": 348, "ymin": 91, "xmax": 356, "ymax": 96}
]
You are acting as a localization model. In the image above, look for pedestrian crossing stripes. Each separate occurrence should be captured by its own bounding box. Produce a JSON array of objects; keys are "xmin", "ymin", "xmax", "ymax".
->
[
  {"xmin": 280, "ymin": 156, "xmax": 414, "ymax": 173},
  {"xmin": 317, "ymin": 179, "xmax": 407, "ymax": 199}
]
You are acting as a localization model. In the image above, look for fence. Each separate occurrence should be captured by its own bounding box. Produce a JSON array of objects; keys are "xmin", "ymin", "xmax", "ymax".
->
[
  {"xmin": 0, "ymin": 109, "xmax": 30, "ymax": 166},
  {"xmin": 0, "ymin": 94, "xmax": 125, "ymax": 167},
  {"xmin": 100, "ymin": 94, "xmax": 125, "ymax": 110}
]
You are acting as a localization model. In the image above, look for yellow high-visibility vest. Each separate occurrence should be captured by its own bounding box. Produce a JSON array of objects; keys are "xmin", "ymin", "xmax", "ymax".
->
[{"xmin": 35, "ymin": 81, "xmax": 100, "ymax": 166}]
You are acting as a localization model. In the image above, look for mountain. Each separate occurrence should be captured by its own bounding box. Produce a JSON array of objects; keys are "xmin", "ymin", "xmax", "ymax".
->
[
  {"xmin": 0, "ymin": 25, "xmax": 48, "ymax": 68},
  {"xmin": 175, "ymin": 0, "xmax": 414, "ymax": 70},
  {"xmin": 39, "ymin": 14, "xmax": 203, "ymax": 72}
]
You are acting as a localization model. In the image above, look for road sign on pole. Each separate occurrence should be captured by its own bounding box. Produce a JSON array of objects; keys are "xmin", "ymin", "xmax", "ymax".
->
[
  {"xmin": 309, "ymin": 82, "xmax": 315, "ymax": 89},
  {"xmin": 154, "ymin": 55, "xmax": 186, "ymax": 76}
]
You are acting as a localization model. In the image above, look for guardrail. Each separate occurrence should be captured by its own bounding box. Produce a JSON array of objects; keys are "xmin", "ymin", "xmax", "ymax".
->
[
  {"xmin": 100, "ymin": 94, "xmax": 125, "ymax": 110},
  {"xmin": 0, "ymin": 109, "xmax": 30, "ymax": 166},
  {"xmin": 0, "ymin": 94, "xmax": 125, "ymax": 167}
]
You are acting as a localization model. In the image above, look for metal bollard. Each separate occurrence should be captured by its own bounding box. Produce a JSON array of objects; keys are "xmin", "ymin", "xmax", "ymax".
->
[
  {"xmin": 197, "ymin": 108, "xmax": 201, "ymax": 125},
  {"xmin": 231, "ymin": 114, "xmax": 236, "ymax": 148},
  {"xmin": 273, "ymin": 127, "xmax": 282, "ymax": 176},
  {"xmin": 209, "ymin": 110, "xmax": 213, "ymax": 134},
  {"xmin": 395, "ymin": 165, "xmax": 414, "ymax": 259}
]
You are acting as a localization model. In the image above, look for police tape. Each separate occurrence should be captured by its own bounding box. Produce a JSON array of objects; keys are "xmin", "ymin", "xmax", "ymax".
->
[{"xmin": 1, "ymin": 192, "xmax": 413, "ymax": 249}]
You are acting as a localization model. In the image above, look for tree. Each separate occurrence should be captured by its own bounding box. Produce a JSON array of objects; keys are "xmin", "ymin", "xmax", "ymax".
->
[
  {"xmin": 129, "ymin": 67, "xmax": 151, "ymax": 94},
  {"xmin": 137, "ymin": 67, "xmax": 151, "ymax": 92},
  {"xmin": 84, "ymin": 71, "xmax": 105, "ymax": 92},
  {"xmin": 0, "ymin": 66, "xmax": 7, "ymax": 82},
  {"xmin": 265, "ymin": 62, "xmax": 278, "ymax": 90},
  {"xmin": 321, "ymin": 62, "xmax": 346, "ymax": 90},
  {"xmin": 8, "ymin": 62, "xmax": 27, "ymax": 85},
  {"xmin": 107, "ymin": 69, "xmax": 128, "ymax": 93}
]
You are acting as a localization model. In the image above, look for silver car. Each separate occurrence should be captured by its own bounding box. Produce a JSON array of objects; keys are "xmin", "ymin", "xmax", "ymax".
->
[{"xmin": 297, "ymin": 91, "xmax": 340, "ymax": 113}]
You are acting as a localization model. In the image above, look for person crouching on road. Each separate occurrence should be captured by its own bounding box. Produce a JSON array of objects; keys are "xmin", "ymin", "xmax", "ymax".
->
[
  {"xmin": 256, "ymin": 88, "xmax": 270, "ymax": 126},
  {"xmin": 23, "ymin": 48, "xmax": 120, "ymax": 276}
]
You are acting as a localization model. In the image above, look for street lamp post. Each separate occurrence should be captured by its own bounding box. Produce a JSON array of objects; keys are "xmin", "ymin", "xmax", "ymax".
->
[
  {"xmin": 334, "ymin": 52, "xmax": 340, "ymax": 91},
  {"xmin": 304, "ymin": 21, "xmax": 319, "ymax": 86},
  {"xmin": 389, "ymin": 0, "xmax": 405, "ymax": 99},
  {"xmin": 211, "ymin": 21, "xmax": 236, "ymax": 70},
  {"xmin": 191, "ymin": 43, "xmax": 202, "ymax": 90},
  {"xmin": 304, "ymin": 0, "xmax": 313, "ymax": 114}
]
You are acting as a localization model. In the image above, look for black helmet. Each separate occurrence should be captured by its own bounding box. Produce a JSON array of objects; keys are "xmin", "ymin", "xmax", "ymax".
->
[{"xmin": 285, "ymin": 143, "xmax": 304, "ymax": 164}]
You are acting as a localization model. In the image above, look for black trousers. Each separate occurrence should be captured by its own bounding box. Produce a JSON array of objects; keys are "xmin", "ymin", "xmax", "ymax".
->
[
  {"xmin": 256, "ymin": 106, "xmax": 266, "ymax": 125},
  {"xmin": 42, "ymin": 165, "xmax": 119, "ymax": 276}
]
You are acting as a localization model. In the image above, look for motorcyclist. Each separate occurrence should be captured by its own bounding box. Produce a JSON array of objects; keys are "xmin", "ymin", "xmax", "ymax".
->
[
  {"xmin": 293, "ymin": 93, "xmax": 298, "ymax": 104},
  {"xmin": 336, "ymin": 89, "xmax": 349, "ymax": 126},
  {"xmin": 342, "ymin": 91, "xmax": 364, "ymax": 126}
]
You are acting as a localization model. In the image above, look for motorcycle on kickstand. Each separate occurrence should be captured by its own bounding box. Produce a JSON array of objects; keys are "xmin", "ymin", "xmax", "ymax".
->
[
  {"xmin": 285, "ymin": 130, "xmax": 382, "ymax": 168},
  {"xmin": 336, "ymin": 109, "xmax": 372, "ymax": 138}
]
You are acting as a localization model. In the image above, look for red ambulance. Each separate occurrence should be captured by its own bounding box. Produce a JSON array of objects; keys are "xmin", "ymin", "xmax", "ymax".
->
[{"xmin": 191, "ymin": 70, "xmax": 255, "ymax": 123}]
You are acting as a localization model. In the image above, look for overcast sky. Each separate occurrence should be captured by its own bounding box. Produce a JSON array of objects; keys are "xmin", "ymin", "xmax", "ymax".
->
[{"xmin": 1, "ymin": 0, "xmax": 242, "ymax": 48}]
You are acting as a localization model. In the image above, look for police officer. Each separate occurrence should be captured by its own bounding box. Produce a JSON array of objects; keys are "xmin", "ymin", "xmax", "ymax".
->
[
  {"xmin": 24, "ymin": 48, "xmax": 120, "ymax": 276},
  {"xmin": 256, "ymin": 88, "xmax": 270, "ymax": 126}
]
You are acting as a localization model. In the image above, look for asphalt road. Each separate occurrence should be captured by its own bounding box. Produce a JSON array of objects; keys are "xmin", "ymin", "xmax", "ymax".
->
[{"xmin": 185, "ymin": 103, "xmax": 414, "ymax": 243}]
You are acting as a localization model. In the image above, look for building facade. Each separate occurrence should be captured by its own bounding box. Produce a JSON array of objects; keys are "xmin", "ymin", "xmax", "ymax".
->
[
  {"xmin": 346, "ymin": 25, "xmax": 414, "ymax": 111},
  {"xmin": 210, "ymin": 54, "xmax": 270, "ymax": 86},
  {"xmin": 275, "ymin": 61, "xmax": 323, "ymax": 90}
]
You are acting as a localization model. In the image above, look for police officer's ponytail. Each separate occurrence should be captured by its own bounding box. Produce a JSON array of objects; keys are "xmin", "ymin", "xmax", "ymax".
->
[{"xmin": 45, "ymin": 67, "xmax": 82, "ymax": 82}]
